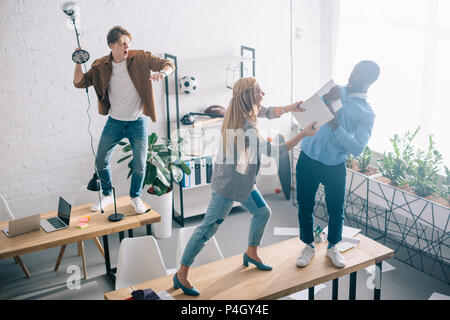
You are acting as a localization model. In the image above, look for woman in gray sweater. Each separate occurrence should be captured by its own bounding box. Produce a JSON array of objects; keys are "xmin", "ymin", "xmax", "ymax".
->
[{"xmin": 173, "ymin": 77, "xmax": 317, "ymax": 296}]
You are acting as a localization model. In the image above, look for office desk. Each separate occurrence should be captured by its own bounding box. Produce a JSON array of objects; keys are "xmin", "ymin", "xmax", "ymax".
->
[
  {"xmin": 104, "ymin": 234, "xmax": 394, "ymax": 300},
  {"xmin": 0, "ymin": 196, "xmax": 161, "ymax": 279}
]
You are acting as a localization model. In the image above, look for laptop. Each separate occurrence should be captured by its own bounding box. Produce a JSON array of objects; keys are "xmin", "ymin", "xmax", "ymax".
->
[
  {"xmin": 2, "ymin": 214, "xmax": 41, "ymax": 237},
  {"xmin": 40, "ymin": 197, "xmax": 72, "ymax": 233}
]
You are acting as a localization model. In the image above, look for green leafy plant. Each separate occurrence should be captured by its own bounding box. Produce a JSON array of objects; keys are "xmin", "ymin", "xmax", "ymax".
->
[
  {"xmin": 117, "ymin": 132, "xmax": 191, "ymax": 196},
  {"xmin": 378, "ymin": 127, "xmax": 419, "ymax": 186},
  {"xmin": 437, "ymin": 165, "xmax": 450, "ymax": 205},
  {"xmin": 357, "ymin": 146, "xmax": 372, "ymax": 172},
  {"xmin": 408, "ymin": 135, "xmax": 443, "ymax": 197},
  {"xmin": 345, "ymin": 154, "xmax": 354, "ymax": 169}
]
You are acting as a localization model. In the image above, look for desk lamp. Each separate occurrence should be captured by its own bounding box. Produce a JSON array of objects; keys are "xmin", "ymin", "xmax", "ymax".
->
[{"xmin": 87, "ymin": 173, "xmax": 124, "ymax": 222}]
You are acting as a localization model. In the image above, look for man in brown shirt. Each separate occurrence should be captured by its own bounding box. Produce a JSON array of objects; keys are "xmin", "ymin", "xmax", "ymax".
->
[{"xmin": 73, "ymin": 26, "xmax": 175, "ymax": 213}]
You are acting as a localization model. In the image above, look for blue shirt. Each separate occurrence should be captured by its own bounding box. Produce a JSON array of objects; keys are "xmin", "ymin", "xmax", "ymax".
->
[{"xmin": 300, "ymin": 86, "xmax": 376, "ymax": 166}]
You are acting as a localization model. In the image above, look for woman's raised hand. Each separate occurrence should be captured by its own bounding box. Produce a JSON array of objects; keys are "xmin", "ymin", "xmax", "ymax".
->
[{"xmin": 288, "ymin": 100, "xmax": 305, "ymax": 112}]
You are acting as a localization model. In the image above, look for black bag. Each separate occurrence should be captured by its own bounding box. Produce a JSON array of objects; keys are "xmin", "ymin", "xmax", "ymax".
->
[{"xmin": 131, "ymin": 288, "xmax": 161, "ymax": 300}]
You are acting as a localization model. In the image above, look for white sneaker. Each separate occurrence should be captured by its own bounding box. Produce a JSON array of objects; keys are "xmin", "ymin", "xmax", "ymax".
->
[
  {"xmin": 131, "ymin": 197, "xmax": 146, "ymax": 214},
  {"xmin": 296, "ymin": 245, "xmax": 316, "ymax": 267},
  {"xmin": 91, "ymin": 194, "xmax": 114, "ymax": 212},
  {"xmin": 326, "ymin": 246, "xmax": 347, "ymax": 268}
]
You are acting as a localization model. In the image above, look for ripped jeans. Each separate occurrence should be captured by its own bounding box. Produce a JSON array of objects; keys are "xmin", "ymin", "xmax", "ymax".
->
[{"xmin": 180, "ymin": 187, "xmax": 271, "ymax": 267}]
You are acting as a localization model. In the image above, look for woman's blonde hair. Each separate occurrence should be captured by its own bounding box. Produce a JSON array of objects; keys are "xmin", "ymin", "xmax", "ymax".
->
[{"xmin": 221, "ymin": 77, "xmax": 262, "ymax": 155}]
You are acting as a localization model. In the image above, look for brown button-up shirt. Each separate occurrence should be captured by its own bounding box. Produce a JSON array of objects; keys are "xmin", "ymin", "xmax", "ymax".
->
[{"xmin": 73, "ymin": 50, "xmax": 175, "ymax": 123}]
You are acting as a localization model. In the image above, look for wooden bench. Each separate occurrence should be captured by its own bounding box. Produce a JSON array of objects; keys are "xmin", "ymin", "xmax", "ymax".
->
[{"xmin": 104, "ymin": 233, "xmax": 394, "ymax": 300}]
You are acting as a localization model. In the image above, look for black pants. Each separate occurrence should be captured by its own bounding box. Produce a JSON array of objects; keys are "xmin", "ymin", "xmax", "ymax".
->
[{"xmin": 296, "ymin": 151, "xmax": 346, "ymax": 245}]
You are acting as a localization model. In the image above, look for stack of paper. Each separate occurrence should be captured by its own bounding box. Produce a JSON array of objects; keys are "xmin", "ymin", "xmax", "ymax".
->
[
  {"xmin": 292, "ymin": 79, "xmax": 343, "ymax": 129},
  {"xmin": 322, "ymin": 226, "xmax": 361, "ymax": 252}
]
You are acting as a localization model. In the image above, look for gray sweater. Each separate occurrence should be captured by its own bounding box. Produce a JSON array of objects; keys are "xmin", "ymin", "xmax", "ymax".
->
[{"xmin": 211, "ymin": 106, "xmax": 288, "ymax": 202}]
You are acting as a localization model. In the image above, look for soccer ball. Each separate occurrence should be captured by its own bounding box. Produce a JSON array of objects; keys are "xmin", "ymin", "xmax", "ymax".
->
[{"xmin": 179, "ymin": 76, "xmax": 198, "ymax": 94}]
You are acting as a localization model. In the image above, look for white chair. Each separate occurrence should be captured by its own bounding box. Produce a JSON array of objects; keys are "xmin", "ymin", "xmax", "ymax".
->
[
  {"xmin": 0, "ymin": 193, "xmax": 31, "ymax": 277},
  {"xmin": 54, "ymin": 188, "xmax": 105, "ymax": 279},
  {"xmin": 115, "ymin": 235, "xmax": 169, "ymax": 290},
  {"xmin": 175, "ymin": 226, "xmax": 224, "ymax": 269}
]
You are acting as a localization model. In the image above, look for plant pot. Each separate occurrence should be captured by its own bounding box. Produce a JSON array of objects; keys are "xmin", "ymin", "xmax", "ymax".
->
[{"xmin": 142, "ymin": 188, "xmax": 173, "ymax": 239}]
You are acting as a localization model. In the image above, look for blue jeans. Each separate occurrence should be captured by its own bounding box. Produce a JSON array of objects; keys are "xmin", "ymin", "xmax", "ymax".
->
[
  {"xmin": 95, "ymin": 116, "xmax": 148, "ymax": 198},
  {"xmin": 296, "ymin": 151, "xmax": 346, "ymax": 246},
  {"xmin": 181, "ymin": 187, "xmax": 271, "ymax": 267}
]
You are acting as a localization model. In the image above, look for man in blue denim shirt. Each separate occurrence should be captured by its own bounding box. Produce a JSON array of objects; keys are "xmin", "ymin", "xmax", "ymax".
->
[{"xmin": 296, "ymin": 61, "xmax": 380, "ymax": 268}]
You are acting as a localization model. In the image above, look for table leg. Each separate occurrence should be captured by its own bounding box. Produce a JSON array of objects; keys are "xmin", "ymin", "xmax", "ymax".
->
[
  {"xmin": 308, "ymin": 287, "xmax": 314, "ymax": 300},
  {"xmin": 332, "ymin": 278, "xmax": 339, "ymax": 300},
  {"xmin": 78, "ymin": 241, "xmax": 88, "ymax": 280},
  {"xmin": 374, "ymin": 262, "xmax": 382, "ymax": 300},
  {"xmin": 349, "ymin": 272, "xmax": 357, "ymax": 300},
  {"xmin": 15, "ymin": 256, "xmax": 31, "ymax": 277},
  {"xmin": 146, "ymin": 224, "xmax": 152, "ymax": 235},
  {"xmin": 54, "ymin": 245, "xmax": 67, "ymax": 271},
  {"xmin": 119, "ymin": 231, "xmax": 124, "ymax": 243},
  {"xmin": 128, "ymin": 229, "xmax": 134, "ymax": 238},
  {"xmin": 102, "ymin": 235, "xmax": 111, "ymax": 274}
]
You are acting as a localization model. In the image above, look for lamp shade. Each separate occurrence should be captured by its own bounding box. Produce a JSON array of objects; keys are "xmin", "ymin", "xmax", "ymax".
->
[{"xmin": 87, "ymin": 173, "xmax": 101, "ymax": 191}]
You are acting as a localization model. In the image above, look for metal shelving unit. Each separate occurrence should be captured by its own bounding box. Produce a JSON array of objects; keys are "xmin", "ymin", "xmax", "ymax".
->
[{"xmin": 164, "ymin": 45, "xmax": 256, "ymax": 227}]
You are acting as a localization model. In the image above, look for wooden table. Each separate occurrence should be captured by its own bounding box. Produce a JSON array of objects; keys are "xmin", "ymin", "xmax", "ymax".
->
[
  {"xmin": 0, "ymin": 196, "xmax": 161, "ymax": 279},
  {"xmin": 104, "ymin": 234, "xmax": 394, "ymax": 300}
]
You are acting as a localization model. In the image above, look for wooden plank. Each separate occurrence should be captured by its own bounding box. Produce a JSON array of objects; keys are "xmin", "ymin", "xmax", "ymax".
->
[
  {"xmin": 0, "ymin": 196, "xmax": 161, "ymax": 259},
  {"xmin": 105, "ymin": 234, "xmax": 393, "ymax": 300}
]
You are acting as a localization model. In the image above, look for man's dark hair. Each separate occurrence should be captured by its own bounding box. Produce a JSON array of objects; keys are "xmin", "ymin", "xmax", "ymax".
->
[
  {"xmin": 358, "ymin": 60, "xmax": 380, "ymax": 86},
  {"xmin": 107, "ymin": 26, "xmax": 132, "ymax": 46}
]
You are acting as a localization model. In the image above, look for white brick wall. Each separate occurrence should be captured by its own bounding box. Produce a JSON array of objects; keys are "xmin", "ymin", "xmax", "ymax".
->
[{"xmin": 0, "ymin": 0, "xmax": 329, "ymax": 217}]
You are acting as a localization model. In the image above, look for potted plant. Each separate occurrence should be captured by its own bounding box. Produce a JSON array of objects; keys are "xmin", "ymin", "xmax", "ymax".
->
[
  {"xmin": 345, "ymin": 146, "xmax": 379, "ymax": 199},
  {"xmin": 357, "ymin": 146, "xmax": 372, "ymax": 173},
  {"xmin": 407, "ymin": 135, "xmax": 443, "ymax": 198},
  {"xmin": 118, "ymin": 132, "xmax": 191, "ymax": 238},
  {"xmin": 377, "ymin": 127, "xmax": 418, "ymax": 187},
  {"xmin": 438, "ymin": 166, "xmax": 450, "ymax": 207},
  {"xmin": 345, "ymin": 147, "xmax": 379, "ymax": 175}
]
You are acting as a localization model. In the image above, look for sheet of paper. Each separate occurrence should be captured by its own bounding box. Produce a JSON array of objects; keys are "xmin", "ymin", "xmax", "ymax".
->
[
  {"xmin": 293, "ymin": 94, "xmax": 334, "ymax": 129},
  {"xmin": 428, "ymin": 292, "xmax": 450, "ymax": 300},
  {"xmin": 336, "ymin": 241, "xmax": 356, "ymax": 252},
  {"xmin": 316, "ymin": 79, "xmax": 336, "ymax": 97},
  {"xmin": 342, "ymin": 226, "xmax": 361, "ymax": 238},
  {"xmin": 273, "ymin": 227, "xmax": 299, "ymax": 237},
  {"xmin": 336, "ymin": 236, "xmax": 360, "ymax": 252},
  {"xmin": 157, "ymin": 291, "xmax": 175, "ymax": 300},
  {"xmin": 365, "ymin": 261, "xmax": 396, "ymax": 275},
  {"xmin": 322, "ymin": 226, "xmax": 361, "ymax": 238}
]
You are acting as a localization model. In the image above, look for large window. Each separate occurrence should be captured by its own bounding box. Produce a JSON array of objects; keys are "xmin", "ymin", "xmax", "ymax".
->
[{"xmin": 333, "ymin": 0, "xmax": 449, "ymax": 168}]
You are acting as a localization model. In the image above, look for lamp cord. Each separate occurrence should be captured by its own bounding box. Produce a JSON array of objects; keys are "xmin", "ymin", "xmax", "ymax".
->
[
  {"xmin": 73, "ymin": 18, "xmax": 97, "ymax": 163},
  {"xmin": 84, "ymin": 83, "xmax": 96, "ymax": 162},
  {"xmin": 72, "ymin": 18, "xmax": 102, "ymax": 211}
]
